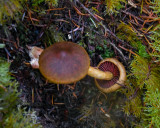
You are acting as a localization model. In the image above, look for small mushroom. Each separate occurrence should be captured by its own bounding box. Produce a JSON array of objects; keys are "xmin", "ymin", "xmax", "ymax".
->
[
  {"xmin": 28, "ymin": 41, "xmax": 126, "ymax": 93},
  {"xmin": 95, "ymin": 58, "xmax": 126, "ymax": 93},
  {"xmin": 27, "ymin": 45, "xmax": 44, "ymax": 69}
]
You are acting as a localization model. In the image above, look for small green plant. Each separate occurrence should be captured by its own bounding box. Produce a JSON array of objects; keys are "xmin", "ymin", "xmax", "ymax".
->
[
  {"xmin": 85, "ymin": 28, "xmax": 114, "ymax": 58},
  {"xmin": 96, "ymin": 43, "xmax": 114, "ymax": 58}
]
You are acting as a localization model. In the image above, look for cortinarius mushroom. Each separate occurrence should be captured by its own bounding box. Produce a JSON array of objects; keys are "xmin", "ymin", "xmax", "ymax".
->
[
  {"xmin": 39, "ymin": 42, "xmax": 90, "ymax": 84},
  {"xmin": 28, "ymin": 41, "xmax": 126, "ymax": 93},
  {"xmin": 95, "ymin": 58, "xmax": 126, "ymax": 93}
]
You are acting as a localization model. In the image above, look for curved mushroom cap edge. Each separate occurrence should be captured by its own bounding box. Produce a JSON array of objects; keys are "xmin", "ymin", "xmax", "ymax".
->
[{"xmin": 95, "ymin": 58, "xmax": 126, "ymax": 93}]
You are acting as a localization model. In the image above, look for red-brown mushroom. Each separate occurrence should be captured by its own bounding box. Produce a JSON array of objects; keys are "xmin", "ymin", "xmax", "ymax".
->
[{"xmin": 39, "ymin": 42, "xmax": 90, "ymax": 84}]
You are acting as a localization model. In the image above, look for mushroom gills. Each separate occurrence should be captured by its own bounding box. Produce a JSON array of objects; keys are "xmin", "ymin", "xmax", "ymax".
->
[{"xmin": 94, "ymin": 58, "xmax": 126, "ymax": 93}]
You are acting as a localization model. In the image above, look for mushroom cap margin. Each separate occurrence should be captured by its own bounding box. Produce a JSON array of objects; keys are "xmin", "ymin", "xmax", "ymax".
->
[{"xmin": 95, "ymin": 58, "xmax": 126, "ymax": 93}]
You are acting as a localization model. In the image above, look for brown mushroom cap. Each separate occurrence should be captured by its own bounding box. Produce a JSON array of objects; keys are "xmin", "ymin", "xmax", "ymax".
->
[
  {"xmin": 39, "ymin": 42, "xmax": 90, "ymax": 84},
  {"xmin": 95, "ymin": 58, "xmax": 126, "ymax": 93}
]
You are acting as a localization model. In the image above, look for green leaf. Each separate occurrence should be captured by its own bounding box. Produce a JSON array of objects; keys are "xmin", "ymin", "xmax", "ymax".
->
[{"xmin": 0, "ymin": 44, "xmax": 5, "ymax": 48}]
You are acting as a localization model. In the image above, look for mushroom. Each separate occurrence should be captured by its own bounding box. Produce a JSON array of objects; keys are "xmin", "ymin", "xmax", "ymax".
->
[
  {"xmin": 39, "ymin": 42, "xmax": 90, "ymax": 84},
  {"xmin": 28, "ymin": 41, "xmax": 126, "ymax": 93},
  {"xmin": 27, "ymin": 45, "xmax": 44, "ymax": 69},
  {"xmin": 94, "ymin": 58, "xmax": 126, "ymax": 93}
]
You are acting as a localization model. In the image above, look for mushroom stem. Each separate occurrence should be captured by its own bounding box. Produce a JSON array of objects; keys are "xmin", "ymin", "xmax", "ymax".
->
[{"xmin": 88, "ymin": 66, "xmax": 113, "ymax": 80}]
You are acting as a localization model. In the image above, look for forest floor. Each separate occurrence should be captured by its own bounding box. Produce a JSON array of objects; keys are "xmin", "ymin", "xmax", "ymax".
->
[{"xmin": 0, "ymin": 0, "xmax": 160, "ymax": 128}]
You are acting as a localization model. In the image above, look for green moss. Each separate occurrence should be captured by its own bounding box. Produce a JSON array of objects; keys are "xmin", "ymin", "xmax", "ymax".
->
[
  {"xmin": 0, "ymin": 0, "xmax": 22, "ymax": 24},
  {"xmin": 121, "ymin": 56, "xmax": 160, "ymax": 127},
  {"xmin": 31, "ymin": 0, "xmax": 58, "ymax": 7},
  {"xmin": 0, "ymin": 58, "xmax": 12, "ymax": 85},
  {"xmin": 117, "ymin": 22, "xmax": 149, "ymax": 58},
  {"xmin": 150, "ymin": 0, "xmax": 160, "ymax": 15},
  {"xmin": 43, "ymin": 25, "xmax": 65, "ymax": 46},
  {"xmin": 4, "ymin": 107, "xmax": 42, "ymax": 128},
  {"xmin": 105, "ymin": 0, "xmax": 126, "ymax": 14},
  {"xmin": 0, "ymin": 58, "xmax": 42, "ymax": 128},
  {"xmin": 149, "ymin": 25, "xmax": 160, "ymax": 62}
]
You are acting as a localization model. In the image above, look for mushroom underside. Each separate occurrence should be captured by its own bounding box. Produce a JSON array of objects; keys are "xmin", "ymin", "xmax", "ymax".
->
[{"xmin": 95, "ymin": 61, "xmax": 120, "ymax": 88}]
